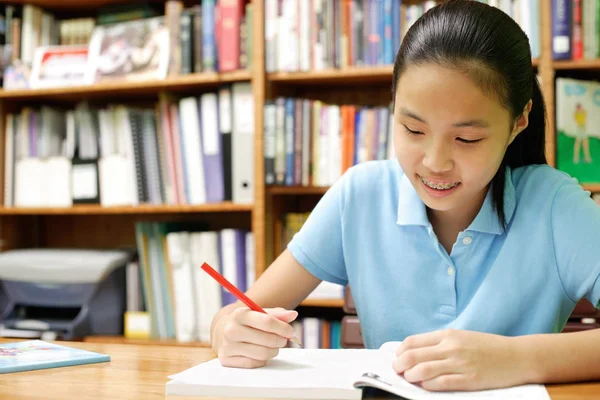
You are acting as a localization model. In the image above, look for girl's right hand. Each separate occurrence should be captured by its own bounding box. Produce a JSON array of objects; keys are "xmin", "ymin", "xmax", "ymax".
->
[{"xmin": 214, "ymin": 307, "xmax": 299, "ymax": 369}]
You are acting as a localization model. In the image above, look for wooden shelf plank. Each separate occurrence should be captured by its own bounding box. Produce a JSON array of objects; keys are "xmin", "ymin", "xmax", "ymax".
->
[
  {"xmin": 267, "ymin": 186, "xmax": 330, "ymax": 195},
  {"xmin": 0, "ymin": 71, "xmax": 252, "ymax": 102},
  {"xmin": 300, "ymin": 298, "xmax": 344, "ymax": 308},
  {"xmin": 82, "ymin": 335, "xmax": 210, "ymax": 347},
  {"xmin": 0, "ymin": 203, "xmax": 253, "ymax": 215},
  {"xmin": 553, "ymin": 60, "xmax": 600, "ymax": 70},
  {"xmin": 583, "ymin": 184, "xmax": 600, "ymax": 193},
  {"xmin": 4, "ymin": 0, "xmax": 165, "ymax": 11},
  {"xmin": 268, "ymin": 60, "xmax": 539, "ymax": 85},
  {"xmin": 268, "ymin": 66, "xmax": 394, "ymax": 85}
]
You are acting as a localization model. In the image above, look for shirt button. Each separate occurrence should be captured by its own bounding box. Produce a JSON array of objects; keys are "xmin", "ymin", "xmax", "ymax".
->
[
  {"xmin": 462, "ymin": 236, "xmax": 472, "ymax": 245},
  {"xmin": 447, "ymin": 266, "xmax": 455, "ymax": 276}
]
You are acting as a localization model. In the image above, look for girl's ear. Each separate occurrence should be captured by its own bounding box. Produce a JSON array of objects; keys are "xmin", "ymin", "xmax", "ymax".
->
[{"xmin": 509, "ymin": 99, "xmax": 533, "ymax": 144}]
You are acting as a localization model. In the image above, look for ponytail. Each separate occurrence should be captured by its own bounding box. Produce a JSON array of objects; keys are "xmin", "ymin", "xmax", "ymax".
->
[{"xmin": 491, "ymin": 74, "xmax": 548, "ymax": 229}]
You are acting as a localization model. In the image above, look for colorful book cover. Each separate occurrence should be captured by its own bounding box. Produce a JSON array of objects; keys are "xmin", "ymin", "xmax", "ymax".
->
[
  {"xmin": 556, "ymin": 78, "xmax": 600, "ymax": 184},
  {"xmin": 0, "ymin": 340, "xmax": 110, "ymax": 374}
]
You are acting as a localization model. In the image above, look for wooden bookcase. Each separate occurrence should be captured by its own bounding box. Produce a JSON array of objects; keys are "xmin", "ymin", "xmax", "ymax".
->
[{"xmin": 0, "ymin": 0, "xmax": 597, "ymax": 347}]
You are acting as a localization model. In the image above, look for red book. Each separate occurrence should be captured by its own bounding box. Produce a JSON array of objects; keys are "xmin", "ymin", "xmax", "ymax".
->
[
  {"xmin": 572, "ymin": 0, "xmax": 583, "ymax": 60},
  {"xmin": 218, "ymin": 0, "xmax": 245, "ymax": 72}
]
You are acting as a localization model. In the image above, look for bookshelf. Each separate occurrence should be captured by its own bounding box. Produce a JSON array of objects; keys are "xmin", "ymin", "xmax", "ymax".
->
[
  {"xmin": 0, "ymin": 203, "xmax": 253, "ymax": 215},
  {"xmin": 0, "ymin": 71, "xmax": 253, "ymax": 101},
  {"xmin": 0, "ymin": 0, "xmax": 597, "ymax": 348}
]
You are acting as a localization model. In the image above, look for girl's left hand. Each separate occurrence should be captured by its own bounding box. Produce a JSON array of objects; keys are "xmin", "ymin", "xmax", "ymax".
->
[{"xmin": 392, "ymin": 329, "xmax": 526, "ymax": 392}]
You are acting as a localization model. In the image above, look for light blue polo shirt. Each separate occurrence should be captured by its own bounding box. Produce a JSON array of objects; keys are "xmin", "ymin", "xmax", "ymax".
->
[{"xmin": 287, "ymin": 160, "xmax": 600, "ymax": 349}]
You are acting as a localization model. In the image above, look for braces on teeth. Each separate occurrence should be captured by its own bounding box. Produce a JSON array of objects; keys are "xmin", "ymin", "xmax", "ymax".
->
[{"xmin": 421, "ymin": 176, "xmax": 459, "ymax": 190}]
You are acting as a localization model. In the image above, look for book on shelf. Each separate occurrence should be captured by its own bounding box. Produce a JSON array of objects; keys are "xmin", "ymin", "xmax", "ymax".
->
[
  {"xmin": 264, "ymin": 98, "xmax": 394, "ymax": 187},
  {"xmin": 265, "ymin": 0, "xmax": 539, "ymax": 73},
  {"xmin": 3, "ymin": 82, "xmax": 254, "ymax": 208}
]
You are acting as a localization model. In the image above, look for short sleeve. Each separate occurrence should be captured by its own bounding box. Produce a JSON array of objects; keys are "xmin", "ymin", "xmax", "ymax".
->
[
  {"xmin": 286, "ymin": 170, "xmax": 351, "ymax": 286},
  {"xmin": 552, "ymin": 179, "xmax": 600, "ymax": 308}
]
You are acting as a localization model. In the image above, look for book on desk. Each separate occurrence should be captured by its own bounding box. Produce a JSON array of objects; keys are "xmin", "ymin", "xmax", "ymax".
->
[
  {"xmin": 165, "ymin": 341, "xmax": 551, "ymax": 399},
  {"xmin": 0, "ymin": 340, "xmax": 109, "ymax": 374}
]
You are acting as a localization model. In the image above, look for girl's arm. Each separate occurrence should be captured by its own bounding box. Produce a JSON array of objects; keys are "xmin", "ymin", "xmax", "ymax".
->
[{"xmin": 515, "ymin": 328, "xmax": 600, "ymax": 384}]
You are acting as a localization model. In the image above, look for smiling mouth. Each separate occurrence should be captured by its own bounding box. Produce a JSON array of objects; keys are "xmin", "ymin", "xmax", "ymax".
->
[{"xmin": 419, "ymin": 175, "xmax": 461, "ymax": 190}]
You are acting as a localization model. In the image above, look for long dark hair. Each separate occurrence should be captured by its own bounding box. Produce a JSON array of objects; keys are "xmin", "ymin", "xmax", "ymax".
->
[{"xmin": 392, "ymin": 0, "xmax": 547, "ymax": 229}]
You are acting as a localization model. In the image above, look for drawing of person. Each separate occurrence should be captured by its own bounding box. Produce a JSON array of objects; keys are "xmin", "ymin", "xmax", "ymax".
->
[{"xmin": 573, "ymin": 103, "xmax": 593, "ymax": 164}]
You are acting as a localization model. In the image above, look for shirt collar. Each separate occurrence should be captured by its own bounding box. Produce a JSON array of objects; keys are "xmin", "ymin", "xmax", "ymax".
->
[
  {"xmin": 396, "ymin": 167, "xmax": 516, "ymax": 235},
  {"xmin": 468, "ymin": 167, "xmax": 516, "ymax": 235}
]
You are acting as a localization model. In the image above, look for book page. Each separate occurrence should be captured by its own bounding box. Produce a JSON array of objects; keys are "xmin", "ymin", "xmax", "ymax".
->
[{"xmin": 169, "ymin": 348, "xmax": 378, "ymax": 391}]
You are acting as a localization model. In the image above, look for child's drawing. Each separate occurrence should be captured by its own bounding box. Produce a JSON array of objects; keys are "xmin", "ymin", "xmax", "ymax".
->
[{"xmin": 555, "ymin": 78, "xmax": 600, "ymax": 183}]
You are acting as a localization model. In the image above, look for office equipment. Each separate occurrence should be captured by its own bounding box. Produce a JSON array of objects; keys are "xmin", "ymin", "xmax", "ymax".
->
[
  {"xmin": 166, "ymin": 341, "xmax": 551, "ymax": 399},
  {"xmin": 0, "ymin": 340, "xmax": 109, "ymax": 373},
  {"xmin": 0, "ymin": 249, "xmax": 131, "ymax": 340},
  {"xmin": 200, "ymin": 262, "xmax": 302, "ymax": 347}
]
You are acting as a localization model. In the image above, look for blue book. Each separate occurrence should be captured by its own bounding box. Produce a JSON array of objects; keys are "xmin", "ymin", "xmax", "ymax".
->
[{"xmin": 0, "ymin": 340, "xmax": 109, "ymax": 374}]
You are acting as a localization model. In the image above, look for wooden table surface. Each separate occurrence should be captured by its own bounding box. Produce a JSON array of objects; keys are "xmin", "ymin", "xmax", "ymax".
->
[{"xmin": 0, "ymin": 339, "xmax": 598, "ymax": 399}]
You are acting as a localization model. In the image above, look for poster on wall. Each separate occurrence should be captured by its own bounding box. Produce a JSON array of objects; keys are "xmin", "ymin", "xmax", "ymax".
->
[{"xmin": 556, "ymin": 77, "xmax": 600, "ymax": 184}]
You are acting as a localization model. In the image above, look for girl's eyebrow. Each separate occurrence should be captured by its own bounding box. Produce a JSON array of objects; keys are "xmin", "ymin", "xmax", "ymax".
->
[{"xmin": 398, "ymin": 107, "xmax": 490, "ymax": 128}]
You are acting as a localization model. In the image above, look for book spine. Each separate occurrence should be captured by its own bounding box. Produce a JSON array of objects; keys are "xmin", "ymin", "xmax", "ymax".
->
[
  {"xmin": 165, "ymin": 0, "xmax": 184, "ymax": 76},
  {"xmin": 180, "ymin": 10, "xmax": 193, "ymax": 74},
  {"xmin": 551, "ymin": 0, "xmax": 572, "ymax": 59},
  {"xmin": 572, "ymin": 0, "xmax": 583, "ymax": 60},
  {"xmin": 218, "ymin": 0, "xmax": 242, "ymax": 72},
  {"xmin": 191, "ymin": 5, "xmax": 203, "ymax": 73}
]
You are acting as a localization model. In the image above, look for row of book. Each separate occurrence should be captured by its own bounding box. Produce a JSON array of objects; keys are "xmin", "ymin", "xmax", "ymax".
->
[
  {"xmin": 1, "ymin": 0, "xmax": 252, "ymax": 90},
  {"xmin": 551, "ymin": 0, "xmax": 600, "ymax": 60},
  {"xmin": 288, "ymin": 318, "xmax": 343, "ymax": 349},
  {"xmin": 264, "ymin": 98, "xmax": 394, "ymax": 187},
  {"xmin": 164, "ymin": 0, "xmax": 253, "ymax": 75},
  {"xmin": 128, "ymin": 223, "xmax": 255, "ymax": 341},
  {"xmin": 265, "ymin": 0, "xmax": 540, "ymax": 73},
  {"xmin": 479, "ymin": 0, "xmax": 541, "ymax": 59},
  {"xmin": 3, "ymin": 82, "xmax": 254, "ymax": 208},
  {"xmin": 126, "ymin": 221, "xmax": 344, "ymax": 342}
]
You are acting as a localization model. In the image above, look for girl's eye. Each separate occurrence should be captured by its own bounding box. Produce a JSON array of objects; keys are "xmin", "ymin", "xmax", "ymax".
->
[
  {"xmin": 456, "ymin": 137, "xmax": 482, "ymax": 144},
  {"xmin": 403, "ymin": 125, "xmax": 423, "ymax": 135}
]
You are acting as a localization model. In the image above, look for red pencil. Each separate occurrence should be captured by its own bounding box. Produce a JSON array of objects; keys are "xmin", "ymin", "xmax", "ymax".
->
[{"xmin": 200, "ymin": 262, "xmax": 303, "ymax": 347}]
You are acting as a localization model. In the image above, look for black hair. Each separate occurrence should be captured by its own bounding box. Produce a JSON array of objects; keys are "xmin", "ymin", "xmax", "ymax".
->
[{"xmin": 392, "ymin": 0, "xmax": 547, "ymax": 229}]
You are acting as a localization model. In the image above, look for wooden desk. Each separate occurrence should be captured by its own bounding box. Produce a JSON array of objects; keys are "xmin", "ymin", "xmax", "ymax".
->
[{"xmin": 0, "ymin": 339, "xmax": 598, "ymax": 399}]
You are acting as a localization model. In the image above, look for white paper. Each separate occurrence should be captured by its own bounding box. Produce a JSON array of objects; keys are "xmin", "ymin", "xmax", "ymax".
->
[{"xmin": 167, "ymin": 341, "xmax": 551, "ymax": 400}]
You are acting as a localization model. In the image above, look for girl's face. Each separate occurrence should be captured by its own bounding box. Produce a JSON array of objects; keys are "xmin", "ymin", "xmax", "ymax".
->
[{"xmin": 393, "ymin": 63, "xmax": 529, "ymax": 219}]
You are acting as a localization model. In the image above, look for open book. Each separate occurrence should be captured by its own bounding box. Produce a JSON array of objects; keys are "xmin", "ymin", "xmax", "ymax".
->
[{"xmin": 166, "ymin": 341, "xmax": 550, "ymax": 399}]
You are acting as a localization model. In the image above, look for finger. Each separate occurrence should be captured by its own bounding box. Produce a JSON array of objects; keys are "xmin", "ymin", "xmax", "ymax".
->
[
  {"xmin": 235, "ymin": 309, "xmax": 296, "ymax": 339},
  {"xmin": 223, "ymin": 323, "xmax": 288, "ymax": 348},
  {"xmin": 402, "ymin": 359, "xmax": 455, "ymax": 383},
  {"xmin": 396, "ymin": 331, "xmax": 443, "ymax": 355},
  {"xmin": 266, "ymin": 307, "xmax": 299, "ymax": 323},
  {"xmin": 221, "ymin": 341, "xmax": 280, "ymax": 361},
  {"xmin": 392, "ymin": 346, "xmax": 445, "ymax": 373},
  {"xmin": 218, "ymin": 355, "xmax": 267, "ymax": 369},
  {"xmin": 420, "ymin": 374, "xmax": 469, "ymax": 392}
]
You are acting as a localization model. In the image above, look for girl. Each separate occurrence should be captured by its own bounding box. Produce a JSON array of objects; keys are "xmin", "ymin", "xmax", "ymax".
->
[{"xmin": 210, "ymin": 0, "xmax": 600, "ymax": 392}]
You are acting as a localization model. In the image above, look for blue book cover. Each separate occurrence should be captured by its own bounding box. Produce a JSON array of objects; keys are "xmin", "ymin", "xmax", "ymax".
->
[{"xmin": 0, "ymin": 340, "xmax": 109, "ymax": 374}]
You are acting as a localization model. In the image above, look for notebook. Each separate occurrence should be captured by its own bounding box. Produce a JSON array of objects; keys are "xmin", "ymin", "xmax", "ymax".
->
[
  {"xmin": 0, "ymin": 340, "xmax": 110, "ymax": 374},
  {"xmin": 166, "ymin": 341, "xmax": 550, "ymax": 399}
]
